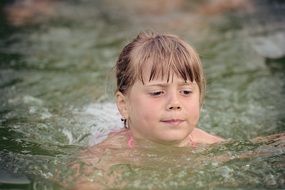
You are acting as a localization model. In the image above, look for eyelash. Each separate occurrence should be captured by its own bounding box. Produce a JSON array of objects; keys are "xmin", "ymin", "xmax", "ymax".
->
[
  {"xmin": 180, "ymin": 90, "xmax": 192, "ymax": 95},
  {"xmin": 149, "ymin": 91, "xmax": 164, "ymax": 96},
  {"xmin": 149, "ymin": 90, "xmax": 192, "ymax": 97}
]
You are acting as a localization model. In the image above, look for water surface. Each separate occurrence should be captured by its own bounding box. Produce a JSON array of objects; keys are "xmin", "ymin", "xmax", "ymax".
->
[{"xmin": 0, "ymin": 0, "xmax": 284, "ymax": 189}]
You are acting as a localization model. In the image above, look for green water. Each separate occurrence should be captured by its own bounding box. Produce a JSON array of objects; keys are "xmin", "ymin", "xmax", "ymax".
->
[{"xmin": 0, "ymin": 0, "xmax": 284, "ymax": 189}]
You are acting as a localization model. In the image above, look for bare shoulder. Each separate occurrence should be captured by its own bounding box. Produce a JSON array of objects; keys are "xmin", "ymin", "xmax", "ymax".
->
[
  {"xmin": 89, "ymin": 129, "xmax": 129, "ymax": 149},
  {"xmin": 74, "ymin": 129, "xmax": 129, "ymax": 166},
  {"xmin": 191, "ymin": 128, "xmax": 225, "ymax": 144}
]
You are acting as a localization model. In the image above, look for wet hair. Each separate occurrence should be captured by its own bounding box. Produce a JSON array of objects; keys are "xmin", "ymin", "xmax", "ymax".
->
[{"xmin": 115, "ymin": 32, "xmax": 205, "ymax": 105}]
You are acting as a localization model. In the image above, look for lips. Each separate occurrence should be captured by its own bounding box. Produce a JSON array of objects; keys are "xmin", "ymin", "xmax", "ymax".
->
[{"xmin": 160, "ymin": 119, "xmax": 185, "ymax": 126}]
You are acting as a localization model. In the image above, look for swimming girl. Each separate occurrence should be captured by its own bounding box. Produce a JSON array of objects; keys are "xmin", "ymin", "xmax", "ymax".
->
[
  {"xmin": 68, "ymin": 32, "xmax": 225, "ymax": 189},
  {"xmin": 115, "ymin": 31, "xmax": 224, "ymax": 148}
]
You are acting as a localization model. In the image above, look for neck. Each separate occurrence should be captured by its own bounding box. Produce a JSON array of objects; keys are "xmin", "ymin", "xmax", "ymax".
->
[{"xmin": 127, "ymin": 130, "xmax": 194, "ymax": 148}]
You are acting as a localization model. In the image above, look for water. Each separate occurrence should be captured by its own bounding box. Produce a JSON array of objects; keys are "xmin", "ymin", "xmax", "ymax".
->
[{"xmin": 0, "ymin": 0, "xmax": 284, "ymax": 189}]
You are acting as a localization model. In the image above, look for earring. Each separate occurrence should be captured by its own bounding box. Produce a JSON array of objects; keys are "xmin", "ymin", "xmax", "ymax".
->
[{"xmin": 121, "ymin": 118, "xmax": 128, "ymax": 129}]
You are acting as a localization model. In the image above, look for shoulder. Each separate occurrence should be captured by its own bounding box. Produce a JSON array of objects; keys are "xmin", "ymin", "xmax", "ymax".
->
[
  {"xmin": 76, "ymin": 129, "xmax": 130, "ymax": 165},
  {"xmin": 89, "ymin": 129, "xmax": 130, "ymax": 150},
  {"xmin": 190, "ymin": 128, "xmax": 225, "ymax": 144}
]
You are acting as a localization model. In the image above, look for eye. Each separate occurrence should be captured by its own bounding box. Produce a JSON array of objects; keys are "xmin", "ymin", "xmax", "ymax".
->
[
  {"xmin": 149, "ymin": 91, "xmax": 164, "ymax": 97},
  {"xmin": 180, "ymin": 89, "xmax": 192, "ymax": 96}
]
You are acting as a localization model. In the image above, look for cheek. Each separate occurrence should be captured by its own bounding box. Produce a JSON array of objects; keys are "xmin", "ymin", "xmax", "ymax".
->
[
  {"xmin": 193, "ymin": 107, "xmax": 201, "ymax": 123},
  {"xmin": 193, "ymin": 108, "xmax": 200, "ymax": 120},
  {"xmin": 184, "ymin": 99, "xmax": 200, "ymax": 119},
  {"xmin": 193, "ymin": 102, "xmax": 200, "ymax": 114},
  {"xmin": 129, "ymin": 96, "xmax": 160, "ymax": 119}
]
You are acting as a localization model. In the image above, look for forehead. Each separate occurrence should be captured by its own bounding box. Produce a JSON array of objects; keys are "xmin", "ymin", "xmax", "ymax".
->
[
  {"xmin": 139, "ymin": 62, "xmax": 183, "ymax": 82},
  {"xmin": 135, "ymin": 57, "xmax": 195, "ymax": 85}
]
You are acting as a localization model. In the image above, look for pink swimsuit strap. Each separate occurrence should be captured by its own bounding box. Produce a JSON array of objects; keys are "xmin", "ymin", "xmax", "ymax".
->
[
  {"xmin": 127, "ymin": 135, "xmax": 197, "ymax": 148},
  {"xmin": 127, "ymin": 136, "xmax": 134, "ymax": 148},
  {"xmin": 189, "ymin": 135, "xmax": 197, "ymax": 148}
]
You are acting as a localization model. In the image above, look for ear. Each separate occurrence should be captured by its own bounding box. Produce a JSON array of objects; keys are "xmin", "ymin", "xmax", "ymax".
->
[{"xmin": 115, "ymin": 91, "xmax": 129, "ymax": 119}]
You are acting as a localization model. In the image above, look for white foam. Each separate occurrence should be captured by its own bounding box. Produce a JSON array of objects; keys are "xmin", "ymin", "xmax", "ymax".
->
[{"xmin": 74, "ymin": 102, "xmax": 123, "ymax": 146}]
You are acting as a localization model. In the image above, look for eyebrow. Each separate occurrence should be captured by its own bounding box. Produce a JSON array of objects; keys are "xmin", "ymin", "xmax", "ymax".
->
[{"xmin": 145, "ymin": 81, "xmax": 194, "ymax": 87}]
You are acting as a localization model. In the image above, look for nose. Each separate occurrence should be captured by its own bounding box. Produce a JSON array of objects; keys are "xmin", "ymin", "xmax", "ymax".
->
[
  {"xmin": 167, "ymin": 92, "xmax": 182, "ymax": 111},
  {"xmin": 168, "ymin": 104, "xmax": 181, "ymax": 110}
]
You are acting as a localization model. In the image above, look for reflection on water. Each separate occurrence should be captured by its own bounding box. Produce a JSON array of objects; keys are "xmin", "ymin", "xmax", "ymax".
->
[{"xmin": 0, "ymin": 0, "xmax": 284, "ymax": 189}]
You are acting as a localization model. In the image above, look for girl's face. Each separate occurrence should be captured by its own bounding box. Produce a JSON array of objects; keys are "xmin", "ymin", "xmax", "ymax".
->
[{"xmin": 116, "ymin": 67, "xmax": 201, "ymax": 147}]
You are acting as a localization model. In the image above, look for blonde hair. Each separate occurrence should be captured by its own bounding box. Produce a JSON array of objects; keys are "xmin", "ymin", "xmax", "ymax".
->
[{"xmin": 115, "ymin": 32, "xmax": 205, "ymax": 105}]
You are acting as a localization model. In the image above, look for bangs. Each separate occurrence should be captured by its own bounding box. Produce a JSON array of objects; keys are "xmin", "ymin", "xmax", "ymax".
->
[{"xmin": 131, "ymin": 35, "xmax": 202, "ymax": 84}]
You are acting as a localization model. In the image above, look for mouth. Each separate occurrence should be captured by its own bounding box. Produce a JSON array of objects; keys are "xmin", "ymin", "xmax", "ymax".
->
[{"xmin": 160, "ymin": 119, "xmax": 185, "ymax": 126}]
